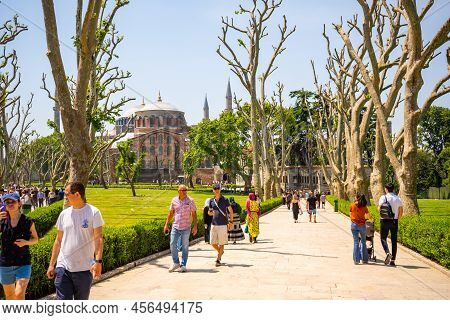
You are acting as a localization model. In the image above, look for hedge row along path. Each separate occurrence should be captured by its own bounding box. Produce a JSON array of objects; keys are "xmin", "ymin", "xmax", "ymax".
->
[{"xmin": 89, "ymin": 201, "xmax": 449, "ymax": 299}]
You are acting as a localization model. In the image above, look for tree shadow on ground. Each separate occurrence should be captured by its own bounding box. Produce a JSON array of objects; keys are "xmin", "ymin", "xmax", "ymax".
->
[{"xmin": 225, "ymin": 247, "xmax": 338, "ymax": 259}]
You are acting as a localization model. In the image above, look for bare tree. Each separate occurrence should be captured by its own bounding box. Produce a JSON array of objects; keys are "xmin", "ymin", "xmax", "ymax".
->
[
  {"xmin": 217, "ymin": 0, "xmax": 295, "ymax": 200},
  {"xmin": 335, "ymin": 0, "xmax": 450, "ymax": 214}
]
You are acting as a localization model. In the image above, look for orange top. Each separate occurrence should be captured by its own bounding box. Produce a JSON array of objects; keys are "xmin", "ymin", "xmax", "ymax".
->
[{"xmin": 349, "ymin": 203, "xmax": 368, "ymax": 226}]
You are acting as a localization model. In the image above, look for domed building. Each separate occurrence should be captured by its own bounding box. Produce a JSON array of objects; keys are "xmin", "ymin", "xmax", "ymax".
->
[{"xmin": 112, "ymin": 92, "xmax": 188, "ymax": 182}]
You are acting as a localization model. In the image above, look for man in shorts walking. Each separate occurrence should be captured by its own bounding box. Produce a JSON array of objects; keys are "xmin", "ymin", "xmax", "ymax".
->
[
  {"xmin": 306, "ymin": 194, "xmax": 317, "ymax": 223},
  {"xmin": 208, "ymin": 183, "xmax": 233, "ymax": 267}
]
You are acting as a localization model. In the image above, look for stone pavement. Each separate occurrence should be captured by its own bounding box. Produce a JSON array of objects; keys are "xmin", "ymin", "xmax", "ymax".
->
[{"xmin": 90, "ymin": 200, "xmax": 449, "ymax": 300}]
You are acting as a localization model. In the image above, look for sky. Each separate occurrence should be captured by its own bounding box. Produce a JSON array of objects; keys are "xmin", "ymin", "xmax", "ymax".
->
[{"xmin": 1, "ymin": 0, "xmax": 449, "ymax": 137}]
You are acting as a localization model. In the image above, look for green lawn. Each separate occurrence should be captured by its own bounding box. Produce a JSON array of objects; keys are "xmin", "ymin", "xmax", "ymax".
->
[
  {"xmin": 417, "ymin": 199, "xmax": 450, "ymax": 217},
  {"xmin": 86, "ymin": 188, "xmax": 248, "ymax": 226}
]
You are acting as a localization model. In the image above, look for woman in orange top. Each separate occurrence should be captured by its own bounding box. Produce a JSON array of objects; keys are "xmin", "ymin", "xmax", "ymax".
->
[{"xmin": 349, "ymin": 193, "xmax": 371, "ymax": 264}]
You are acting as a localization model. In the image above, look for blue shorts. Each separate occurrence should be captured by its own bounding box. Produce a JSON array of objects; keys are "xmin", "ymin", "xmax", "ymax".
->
[
  {"xmin": 308, "ymin": 209, "xmax": 317, "ymax": 215},
  {"xmin": 0, "ymin": 265, "xmax": 32, "ymax": 285}
]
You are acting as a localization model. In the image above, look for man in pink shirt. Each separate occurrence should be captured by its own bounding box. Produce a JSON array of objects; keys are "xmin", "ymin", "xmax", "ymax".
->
[{"xmin": 164, "ymin": 185, "xmax": 197, "ymax": 273}]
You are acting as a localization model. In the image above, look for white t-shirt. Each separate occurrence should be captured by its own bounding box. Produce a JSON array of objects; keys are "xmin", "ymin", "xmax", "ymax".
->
[
  {"xmin": 378, "ymin": 193, "xmax": 403, "ymax": 219},
  {"xmin": 56, "ymin": 203, "xmax": 104, "ymax": 272}
]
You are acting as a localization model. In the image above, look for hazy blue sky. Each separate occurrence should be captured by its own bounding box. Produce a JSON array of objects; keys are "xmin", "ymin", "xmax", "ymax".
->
[{"xmin": 1, "ymin": 0, "xmax": 448, "ymax": 136}]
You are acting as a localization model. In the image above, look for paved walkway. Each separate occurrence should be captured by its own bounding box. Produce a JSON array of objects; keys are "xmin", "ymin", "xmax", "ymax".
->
[{"xmin": 90, "ymin": 201, "xmax": 449, "ymax": 299}]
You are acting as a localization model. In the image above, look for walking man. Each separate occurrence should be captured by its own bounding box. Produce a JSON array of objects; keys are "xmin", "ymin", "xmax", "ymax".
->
[
  {"xmin": 208, "ymin": 183, "xmax": 233, "ymax": 266},
  {"xmin": 306, "ymin": 193, "xmax": 317, "ymax": 223},
  {"xmin": 378, "ymin": 183, "xmax": 403, "ymax": 266},
  {"xmin": 46, "ymin": 182, "xmax": 104, "ymax": 300},
  {"xmin": 164, "ymin": 185, "xmax": 197, "ymax": 273}
]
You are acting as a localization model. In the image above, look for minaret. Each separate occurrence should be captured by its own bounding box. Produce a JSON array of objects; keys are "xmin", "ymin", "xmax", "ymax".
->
[
  {"xmin": 225, "ymin": 79, "xmax": 232, "ymax": 112},
  {"xmin": 53, "ymin": 89, "xmax": 61, "ymax": 131},
  {"xmin": 203, "ymin": 94, "xmax": 210, "ymax": 120},
  {"xmin": 157, "ymin": 91, "xmax": 162, "ymax": 102}
]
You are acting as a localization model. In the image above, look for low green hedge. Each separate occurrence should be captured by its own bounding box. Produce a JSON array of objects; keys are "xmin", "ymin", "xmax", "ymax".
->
[
  {"xmin": 240, "ymin": 197, "xmax": 282, "ymax": 222},
  {"xmin": 28, "ymin": 201, "xmax": 63, "ymax": 237},
  {"xmin": 326, "ymin": 195, "xmax": 450, "ymax": 268},
  {"xmin": 27, "ymin": 216, "xmax": 205, "ymax": 299}
]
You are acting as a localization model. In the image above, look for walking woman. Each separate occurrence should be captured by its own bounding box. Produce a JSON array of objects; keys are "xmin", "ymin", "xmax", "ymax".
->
[
  {"xmin": 245, "ymin": 193, "xmax": 260, "ymax": 243},
  {"xmin": 292, "ymin": 191, "xmax": 300, "ymax": 223},
  {"xmin": 350, "ymin": 193, "xmax": 371, "ymax": 264},
  {"xmin": 0, "ymin": 193, "xmax": 38, "ymax": 299},
  {"xmin": 228, "ymin": 197, "xmax": 245, "ymax": 244}
]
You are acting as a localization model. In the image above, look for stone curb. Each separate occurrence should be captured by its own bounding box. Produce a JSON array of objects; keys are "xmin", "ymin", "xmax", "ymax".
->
[
  {"xmin": 327, "ymin": 201, "xmax": 449, "ymax": 277},
  {"xmin": 42, "ymin": 205, "xmax": 281, "ymax": 300}
]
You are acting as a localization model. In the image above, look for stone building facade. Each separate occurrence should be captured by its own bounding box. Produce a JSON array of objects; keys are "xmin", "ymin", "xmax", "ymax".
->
[{"xmin": 112, "ymin": 93, "xmax": 188, "ymax": 182}]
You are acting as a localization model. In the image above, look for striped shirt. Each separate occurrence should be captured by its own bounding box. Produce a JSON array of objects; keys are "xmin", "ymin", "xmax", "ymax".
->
[{"xmin": 170, "ymin": 196, "xmax": 196, "ymax": 230}]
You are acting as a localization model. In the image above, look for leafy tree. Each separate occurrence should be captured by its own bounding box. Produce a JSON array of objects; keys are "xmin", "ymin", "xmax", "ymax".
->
[
  {"xmin": 419, "ymin": 106, "xmax": 450, "ymax": 157},
  {"xmin": 115, "ymin": 139, "xmax": 143, "ymax": 196},
  {"xmin": 183, "ymin": 111, "xmax": 252, "ymax": 189}
]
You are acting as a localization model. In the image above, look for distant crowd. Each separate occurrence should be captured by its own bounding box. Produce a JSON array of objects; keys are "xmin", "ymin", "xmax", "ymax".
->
[{"xmin": 0, "ymin": 184, "xmax": 65, "ymax": 212}]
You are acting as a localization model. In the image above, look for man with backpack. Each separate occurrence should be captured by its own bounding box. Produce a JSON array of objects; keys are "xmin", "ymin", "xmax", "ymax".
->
[
  {"xmin": 378, "ymin": 183, "xmax": 403, "ymax": 266},
  {"xmin": 208, "ymin": 183, "xmax": 233, "ymax": 267}
]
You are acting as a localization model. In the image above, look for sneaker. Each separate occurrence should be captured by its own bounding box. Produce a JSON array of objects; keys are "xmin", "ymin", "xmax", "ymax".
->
[
  {"xmin": 384, "ymin": 253, "xmax": 392, "ymax": 265},
  {"xmin": 179, "ymin": 266, "xmax": 187, "ymax": 273},
  {"xmin": 169, "ymin": 263, "xmax": 180, "ymax": 272},
  {"xmin": 362, "ymin": 261, "xmax": 369, "ymax": 264},
  {"xmin": 389, "ymin": 260, "xmax": 396, "ymax": 267},
  {"xmin": 354, "ymin": 261, "xmax": 360, "ymax": 265}
]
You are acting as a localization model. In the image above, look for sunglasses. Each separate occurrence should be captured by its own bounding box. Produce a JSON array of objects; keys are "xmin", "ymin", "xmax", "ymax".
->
[
  {"xmin": 5, "ymin": 201, "xmax": 17, "ymax": 205},
  {"xmin": 179, "ymin": 189, "xmax": 187, "ymax": 192},
  {"xmin": 213, "ymin": 187, "xmax": 220, "ymax": 190}
]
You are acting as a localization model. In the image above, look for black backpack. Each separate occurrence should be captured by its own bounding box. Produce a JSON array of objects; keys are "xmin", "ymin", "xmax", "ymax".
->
[{"xmin": 379, "ymin": 196, "xmax": 395, "ymax": 219}]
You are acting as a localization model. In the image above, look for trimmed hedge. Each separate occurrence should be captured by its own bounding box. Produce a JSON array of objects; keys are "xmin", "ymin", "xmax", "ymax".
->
[
  {"xmin": 28, "ymin": 201, "xmax": 63, "ymax": 236},
  {"xmin": 27, "ymin": 216, "xmax": 205, "ymax": 299},
  {"xmin": 326, "ymin": 195, "xmax": 450, "ymax": 268},
  {"xmin": 239, "ymin": 197, "xmax": 283, "ymax": 222}
]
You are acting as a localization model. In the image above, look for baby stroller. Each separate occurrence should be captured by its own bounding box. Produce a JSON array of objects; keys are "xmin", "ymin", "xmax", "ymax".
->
[{"xmin": 364, "ymin": 220, "xmax": 376, "ymax": 261}]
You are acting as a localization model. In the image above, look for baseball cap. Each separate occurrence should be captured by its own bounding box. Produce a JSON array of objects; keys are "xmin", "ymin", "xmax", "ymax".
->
[
  {"xmin": 2, "ymin": 193, "xmax": 20, "ymax": 202},
  {"xmin": 212, "ymin": 183, "xmax": 221, "ymax": 190}
]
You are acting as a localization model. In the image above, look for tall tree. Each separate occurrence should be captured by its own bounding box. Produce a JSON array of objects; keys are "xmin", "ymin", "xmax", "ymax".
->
[
  {"xmin": 335, "ymin": 0, "xmax": 449, "ymax": 214},
  {"xmin": 217, "ymin": 0, "xmax": 295, "ymax": 200},
  {"xmin": 41, "ymin": 0, "xmax": 131, "ymax": 186},
  {"xmin": 0, "ymin": 16, "xmax": 33, "ymax": 185}
]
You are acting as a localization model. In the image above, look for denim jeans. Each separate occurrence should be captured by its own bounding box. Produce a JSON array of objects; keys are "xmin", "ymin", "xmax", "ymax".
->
[
  {"xmin": 350, "ymin": 222, "xmax": 368, "ymax": 263},
  {"xmin": 380, "ymin": 219, "xmax": 398, "ymax": 260},
  {"xmin": 54, "ymin": 267, "xmax": 92, "ymax": 300},
  {"xmin": 170, "ymin": 228, "xmax": 190, "ymax": 267}
]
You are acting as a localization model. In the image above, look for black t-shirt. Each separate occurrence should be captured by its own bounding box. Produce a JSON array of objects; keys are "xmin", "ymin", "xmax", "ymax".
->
[
  {"xmin": 209, "ymin": 196, "xmax": 230, "ymax": 226},
  {"xmin": 0, "ymin": 214, "xmax": 34, "ymax": 266},
  {"xmin": 307, "ymin": 197, "xmax": 317, "ymax": 210}
]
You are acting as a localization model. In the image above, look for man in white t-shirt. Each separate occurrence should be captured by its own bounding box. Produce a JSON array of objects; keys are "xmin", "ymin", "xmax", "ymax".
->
[
  {"xmin": 378, "ymin": 183, "xmax": 403, "ymax": 267},
  {"xmin": 46, "ymin": 182, "xmax": 104, "ymax": 300}
]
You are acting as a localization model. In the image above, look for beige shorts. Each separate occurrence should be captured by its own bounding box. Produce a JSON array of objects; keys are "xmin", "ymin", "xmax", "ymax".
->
[{"xmin": 210, "ymin": 225, "xmax": 228, "ymax": 245}]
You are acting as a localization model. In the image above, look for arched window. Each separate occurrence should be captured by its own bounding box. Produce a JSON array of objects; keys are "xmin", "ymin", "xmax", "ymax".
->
[
  {"xmin": 167, "ymin": 135, "xmax": 172, "ymax": 144},
  {"xmin": 150, "ymin": 116, "xmax": 155, "ymax": 127},
  {"xmin": 167, "ymin": 145, "xmax": 171, "ymax": 156},
  {"xmin": 150, "ymin": 136, "xmax": 155, "ymax": 145},
  {"xmin": 159, "ymin": 160, "xmax": 164, "ymax": 168},
  {"xmin": 150, "ymin": 146, "xmax": 155, "ymax": 155},
  {"xmin": 158, "ymin": 134, "xmax": 163, "ymax": 144},
  {"xmin": 159, "ymin": 146, "xmax": 163, "ymax": 155}
]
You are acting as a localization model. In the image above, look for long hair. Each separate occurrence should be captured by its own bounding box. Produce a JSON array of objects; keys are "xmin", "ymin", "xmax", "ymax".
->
[{"xmin": 356, "ymin": 193, "xmax": 367, "ymax": 208}]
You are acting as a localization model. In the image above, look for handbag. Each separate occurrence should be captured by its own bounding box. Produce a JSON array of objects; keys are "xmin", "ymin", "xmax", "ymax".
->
[{"xmin": 244, "ymin": 224, "xmax": 249, "ymax": 233}]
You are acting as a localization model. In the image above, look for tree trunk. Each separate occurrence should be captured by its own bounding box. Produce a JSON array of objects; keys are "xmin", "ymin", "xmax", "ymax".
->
[
  {"xmin": 250, "ymin": 96, "xmax": 262, "ymax": 196},
  {"xmin": 370, "ymin": 120, "xmax": 386, "ymax": 204},
  {"xmin": 130, "ymin": 182, "xmax": 136, "ymax": 197}
]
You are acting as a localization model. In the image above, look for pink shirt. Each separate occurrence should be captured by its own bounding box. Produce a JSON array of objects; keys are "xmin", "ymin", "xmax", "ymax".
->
[{"xmin": 169, "ymin": 196, "xmax": 196, "ymax": 230}]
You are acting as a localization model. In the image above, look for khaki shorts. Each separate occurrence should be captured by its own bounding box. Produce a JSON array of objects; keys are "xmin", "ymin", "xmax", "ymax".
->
[{"xmin": 210, "ymin": 225, "xmax": 228, "ymax": 245}]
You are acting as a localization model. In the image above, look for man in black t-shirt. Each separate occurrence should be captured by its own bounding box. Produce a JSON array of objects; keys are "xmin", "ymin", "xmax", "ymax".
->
[
  {"xmin": 306, "ymin": 195, "xmax": 317, "ymax": 223},
  {"xmin": 208, "ymin": 184, "xmax": 233, "ymax": 267}
]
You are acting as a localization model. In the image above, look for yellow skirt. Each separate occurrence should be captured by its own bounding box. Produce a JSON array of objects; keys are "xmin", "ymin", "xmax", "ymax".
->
[{"xmin": 246, "ymin": 212, "xmax": 260, "ymax": 237}]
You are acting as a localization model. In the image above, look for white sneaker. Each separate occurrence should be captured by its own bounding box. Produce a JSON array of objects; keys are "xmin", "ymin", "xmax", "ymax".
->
[
  {"xmin": 169, "ymin": 263, "xmax": 180, "ymax": 272},
  {"xmin": 180, "ymin": 266, "xmax": 187, "ymax": 273}
]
